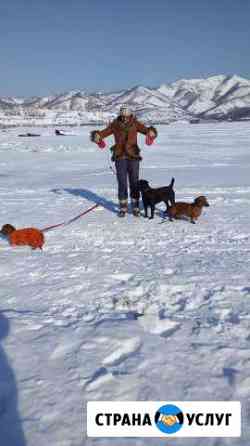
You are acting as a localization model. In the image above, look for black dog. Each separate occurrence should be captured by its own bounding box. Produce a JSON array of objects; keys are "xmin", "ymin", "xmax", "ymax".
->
[{"xmin": 138, "ymin": 178, "xmax": 175, "ymax": 219}]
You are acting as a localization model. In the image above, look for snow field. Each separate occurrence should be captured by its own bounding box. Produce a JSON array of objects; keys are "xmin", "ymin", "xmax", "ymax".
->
[{"xmin": 0, "ymin": 122, "xmax": 250, "ymax": 445}]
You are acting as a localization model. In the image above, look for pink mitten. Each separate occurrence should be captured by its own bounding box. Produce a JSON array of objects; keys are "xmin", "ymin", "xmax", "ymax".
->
[
  {"xmin": 145, "ymin": 134, "xmax": 155, "ymax": 146},
  {"xmin": 97, "ymin": 140, "xmax": 106, "ymax": 149}
]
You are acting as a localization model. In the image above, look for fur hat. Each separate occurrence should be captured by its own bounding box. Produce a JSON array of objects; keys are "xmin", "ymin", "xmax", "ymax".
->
[{"xmin": 120, "ymin": 104, "xmax": 131, "ymax": 116}]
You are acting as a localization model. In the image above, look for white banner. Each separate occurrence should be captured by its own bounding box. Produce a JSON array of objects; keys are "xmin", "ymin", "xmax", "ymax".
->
[{"xmin": 87, "ymin": 401, "xmax": 241, "ymax": 437}]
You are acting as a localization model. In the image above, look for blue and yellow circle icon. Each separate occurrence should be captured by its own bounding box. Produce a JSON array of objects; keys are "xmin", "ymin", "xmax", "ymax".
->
[{"xmin": 155, "ymin": 404, "xmax": 184, "ymax": 434}]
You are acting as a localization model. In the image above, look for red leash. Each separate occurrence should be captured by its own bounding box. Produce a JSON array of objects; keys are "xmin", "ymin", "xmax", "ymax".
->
[{"xmin": 41, "ymin": 203, "xmax": 99, "ymax": 233}]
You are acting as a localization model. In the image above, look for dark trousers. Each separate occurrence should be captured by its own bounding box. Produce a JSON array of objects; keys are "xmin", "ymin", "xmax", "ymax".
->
[{"xmin": 115, "ymin": 159, "xmax": 140, "ymax": 202}]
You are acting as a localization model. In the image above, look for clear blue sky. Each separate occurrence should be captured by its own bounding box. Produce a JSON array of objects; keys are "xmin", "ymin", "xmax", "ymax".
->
[{"xmin": 0, "ymin": 0, "xmax": 250, "ymax": 97}]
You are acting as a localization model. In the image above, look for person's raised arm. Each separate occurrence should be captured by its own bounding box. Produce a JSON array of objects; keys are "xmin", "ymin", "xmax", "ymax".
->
[
  {"xmin": 135, "ymin": 120, "xmax": 158, "ymax": 139},
  {"xmin": 90, "ymin": 123, "xmax": 114, "ymax": 144}
]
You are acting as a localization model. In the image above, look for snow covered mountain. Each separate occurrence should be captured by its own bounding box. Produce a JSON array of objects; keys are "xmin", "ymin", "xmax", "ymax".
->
[
  {"xmin": 1, "ymin": 74, "xmax": 250, "ymax": 127},
  {"xmin": 158, "ymin": 74, "xmax": 250, "ymax": 120}
]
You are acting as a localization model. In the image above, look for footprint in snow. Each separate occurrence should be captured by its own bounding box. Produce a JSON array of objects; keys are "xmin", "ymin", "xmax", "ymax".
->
[
  {"xmin": 102, "ymin": 337, "xmax": 141, "ymax": 367},
  {"xmin": 138, "ymin": 314, "xmax": 181, "ymax": 338},
  {"xmin": 83, "ymin": 366, "xmax": 114, "ymax": 392},
  {"xmin": 108, "ymin": 273, "xmax": 134, "ymax": 282}
]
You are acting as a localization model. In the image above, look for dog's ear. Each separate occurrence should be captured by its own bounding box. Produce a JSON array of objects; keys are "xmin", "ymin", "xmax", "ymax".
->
[
  {"xmin": 138, "ymin": 179, "xmax": 149, "ymax": 189},
  {"xmin": 194, "ymin": 196, "xmax": 209, "ymax": 206},
  {"xmin": 1, "ymin": 224, "xmax": 16, "ymax": 235},
  {"xmin": 194, "ymin": 197, "xmax": 202, "ymax": 206}
]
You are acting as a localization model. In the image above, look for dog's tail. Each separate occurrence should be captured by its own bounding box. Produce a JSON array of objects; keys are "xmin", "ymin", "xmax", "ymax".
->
[{"xmin": 169, "ymin": 177, "xmax": 175, "ymax": 188}]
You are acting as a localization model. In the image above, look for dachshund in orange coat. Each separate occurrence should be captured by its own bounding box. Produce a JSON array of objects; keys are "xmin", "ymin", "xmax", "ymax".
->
[{"xmin": 0, "ymin": 224, "xmax": 45, "ymax": 249}]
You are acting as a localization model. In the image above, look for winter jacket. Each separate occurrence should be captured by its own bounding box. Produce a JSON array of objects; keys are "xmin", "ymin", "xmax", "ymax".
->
[{"xmin": 92, "ymin": 115, "xmax": 157, "ymax": 161}]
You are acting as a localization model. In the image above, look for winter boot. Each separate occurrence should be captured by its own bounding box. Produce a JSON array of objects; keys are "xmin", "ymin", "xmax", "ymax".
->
[
  {"xmin": 131, "ymin": 199, "xmax": 140, "ymax": 217},
  {"xmin": 118, "ymin": 199, "xmax": 128, "ymax": 217}
]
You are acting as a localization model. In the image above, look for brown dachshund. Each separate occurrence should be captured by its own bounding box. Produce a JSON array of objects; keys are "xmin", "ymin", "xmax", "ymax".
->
[
  {"xmin": 0, "ymin": 224, "xmax": 45, "ymax": 249},
  {"xmin": 168, "ymin": 196, "xmax": 210, "ymax": 224}
]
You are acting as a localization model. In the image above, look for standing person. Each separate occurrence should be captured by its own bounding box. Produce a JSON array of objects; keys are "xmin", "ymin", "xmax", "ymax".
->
[{"xmin": 90, "ymin": 105, "xmax": 157, "ymax": 217}]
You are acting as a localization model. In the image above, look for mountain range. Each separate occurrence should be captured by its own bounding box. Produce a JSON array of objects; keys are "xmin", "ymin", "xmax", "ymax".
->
[{"xmin": 1, "ymin": 74, "xmax": 250, "ymax": 127}]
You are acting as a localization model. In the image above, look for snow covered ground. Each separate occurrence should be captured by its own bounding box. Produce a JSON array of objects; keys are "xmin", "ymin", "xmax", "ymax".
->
[{"xmin": 0, "ymin": 122, "xmax": 250, "ymax": 446}]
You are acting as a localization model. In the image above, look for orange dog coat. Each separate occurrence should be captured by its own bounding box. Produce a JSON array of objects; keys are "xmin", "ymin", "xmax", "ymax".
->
[{"xmin": 9, "ymin": 228, "xmax": 44, "ymax": 249}]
